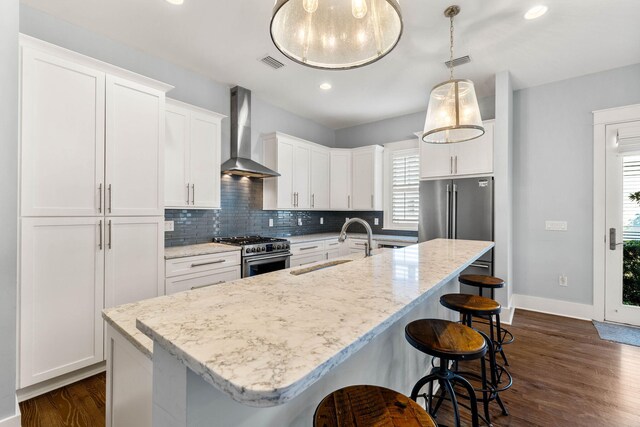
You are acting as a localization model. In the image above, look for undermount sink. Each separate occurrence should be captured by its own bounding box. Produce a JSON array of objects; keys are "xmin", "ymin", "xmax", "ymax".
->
[{"xmin": 290, "ymin": 259, "xmax": 353, "ymax": 276}]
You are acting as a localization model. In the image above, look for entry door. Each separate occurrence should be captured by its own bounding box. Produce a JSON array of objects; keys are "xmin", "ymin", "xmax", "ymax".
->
[{"xmin": 605, "ymin": 120, "xmax": 640, "ymax": 326}]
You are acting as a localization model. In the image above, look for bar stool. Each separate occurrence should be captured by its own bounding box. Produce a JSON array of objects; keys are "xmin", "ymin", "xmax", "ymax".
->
[
  {"xmin": 440, "ymin": 294, "xmax": 512, "ymax": 421},
  {"xmin": 405, "ymin": 319, "xmax": 487, "ymax": 427},
  {"xmin": 314, "ymin": 385, "xmax": 437, "ymax": 427},
  {"xmin": 458, "ymin": 274, "xmax": 514, "ymax": 366}
]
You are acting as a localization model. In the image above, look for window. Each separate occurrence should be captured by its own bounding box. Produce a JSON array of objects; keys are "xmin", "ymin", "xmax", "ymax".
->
[{"xmin": 383, "ymin": 140, "xmax": 420, "ymax": 231}]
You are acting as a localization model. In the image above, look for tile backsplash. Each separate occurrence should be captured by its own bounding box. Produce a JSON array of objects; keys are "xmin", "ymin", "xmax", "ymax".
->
[{"xmin": 164, "ymin": 175, "xmax": 417, "ymax": 247}]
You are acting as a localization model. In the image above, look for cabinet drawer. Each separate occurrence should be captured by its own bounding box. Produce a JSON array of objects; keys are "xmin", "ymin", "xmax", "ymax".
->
[
  {"xmin": 326, "ymin": 249, "xmax": 341, "ymax": 260},
  {"xmin": 290, "ymin": 241, "xmax": 326, "ymax": 256},
  {"xmin": 348, "ymin": 239, "xmax": 375, "ymax": 249},
  {"xmin": 325, "ymin": 239, "xmax": 342, "ymax": 250},
  {"xmin": 290, "ymin": 252, "xmax": 327, "ymax": 268},
  {"xmin": 165, "ymin": 251, "xmax": 241, "ymax": 278},
  {"xmin": 165, "ymin": 266, "xmax": 241, "ymax": 295}
]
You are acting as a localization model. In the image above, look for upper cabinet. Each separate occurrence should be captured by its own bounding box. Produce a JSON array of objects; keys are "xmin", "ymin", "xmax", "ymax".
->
[
  {"xmin": 351, "ymin": 146, "xmax": 384, "ymax": 210},
  {"xmin": 329, "ymin": 150, "xmax": 352, "ymax": 210},
  {"xmin": 19, "ymin": 38, "xmax": 172, "ymax": 217},
  {"xmin": 420, "ymin": 120, "xmax": 494, "ymax": 180},
  {"xmin": 164, "ymin": 99, "xmax": 225, "ymax": 209},
  {"xmin": 310, "ymin": 146, "xmax": 330, "ymax": 209}
]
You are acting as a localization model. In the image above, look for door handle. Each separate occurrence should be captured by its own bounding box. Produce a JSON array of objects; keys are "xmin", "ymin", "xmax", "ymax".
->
[
  {"xmin": 98, "ymin": 184, "xmax": 103, "ymax": 213},
  {"xmin": 446, "ymin": 184, "xmax": 451, "ymax": 238},
  {"xmin": 108, "ymin": 184, "xmax": 112, "ymax": 213},
  {"xmin": 452, "ymin": 184, "xmax": 458, "ymax": 239},
  {"xmin": 610, "ymin": 228, "xmax": 624, "ymax": 250},
  {"xmin": 108, "ymin": 220, "xmax": 112, "ymax": 249},
  {"xmin": 192, "ymin": 184, "xmax": 195, "ymax": 205},
  {"xmin": 186, "ymin": 183, "xmax": 190, "ymax": 205},
  {"xmin": 98, "ymin": 220, "xmax": 103, "ymax": 250}
]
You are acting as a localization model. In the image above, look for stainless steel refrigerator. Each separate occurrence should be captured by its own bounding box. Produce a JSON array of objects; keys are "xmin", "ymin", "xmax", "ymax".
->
[{"xmin": 419, "ymin": 177, "xmax": 494, "ymax": 279}]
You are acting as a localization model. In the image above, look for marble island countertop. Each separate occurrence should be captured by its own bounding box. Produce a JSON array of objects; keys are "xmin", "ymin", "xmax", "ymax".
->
[{"xmin": 125, "ymin": 238, "xmax": 492, "ymax": 407}]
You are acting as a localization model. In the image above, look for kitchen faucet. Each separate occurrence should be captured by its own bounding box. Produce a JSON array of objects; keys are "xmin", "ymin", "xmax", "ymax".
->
[{"xmin": 338, "ymin": 218, "xmax": 373, "ymax": 257}]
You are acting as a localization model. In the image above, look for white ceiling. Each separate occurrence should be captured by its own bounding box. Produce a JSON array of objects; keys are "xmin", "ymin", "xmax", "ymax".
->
[{"xmin": 21, "ymin": 0, "xmax": 640, "ymax": 129}]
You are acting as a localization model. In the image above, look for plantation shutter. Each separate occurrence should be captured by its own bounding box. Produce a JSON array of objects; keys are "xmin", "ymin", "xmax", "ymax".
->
[
  {"xmin": 623, "ymin": 155, "xmax": 640, "ymax": 240},
  {"xmin": 391, "ymin": 149, "xmax": 420, "ymax": 226}
]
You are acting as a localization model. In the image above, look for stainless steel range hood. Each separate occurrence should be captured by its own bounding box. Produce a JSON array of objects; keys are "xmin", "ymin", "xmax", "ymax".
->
[{"xmin": 221, "ymin": 86, "xmax": 280, "ymax": 178}]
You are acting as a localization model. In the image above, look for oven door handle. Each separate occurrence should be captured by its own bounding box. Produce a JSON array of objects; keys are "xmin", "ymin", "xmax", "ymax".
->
[{"xmin": 244, "ymin": 252, "xmax": 292, "ymax": 263}]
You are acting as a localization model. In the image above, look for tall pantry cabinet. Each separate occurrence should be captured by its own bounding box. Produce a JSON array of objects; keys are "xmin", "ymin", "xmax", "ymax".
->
[{"xmin": 18, "ymin": 36, "xmax": 171, "ymax": 390}]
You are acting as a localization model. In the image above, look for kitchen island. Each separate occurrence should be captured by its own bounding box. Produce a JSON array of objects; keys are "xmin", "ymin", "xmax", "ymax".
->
[{"xmin": 103, "ymin": 238, "xmax": 493, "ymax": 427}]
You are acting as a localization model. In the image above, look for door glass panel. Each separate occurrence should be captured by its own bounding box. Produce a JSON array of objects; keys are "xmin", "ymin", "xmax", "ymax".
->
[{"xmin": 622, "ymin": 155, "xmax": 640, "ymax": 307}]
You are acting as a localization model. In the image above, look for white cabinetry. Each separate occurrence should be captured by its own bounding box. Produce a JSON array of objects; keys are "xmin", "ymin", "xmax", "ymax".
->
[
  {"xmin": 165, "ymin": 252, "xmax": 241, "ymax": 295},
  {"xmin": 351, "ymin": 146, "xmax": 384, "ymax": 210},
  {"xmin": 20, "ymin": 218, "xmax": 105, "ymax": 387},
  {"xmin": 330, "ymin": 150, "xmax": 352, "ymax": 210},
  {"xmin": 420, "ymin": 120, "xmax": 494, "ymax": 180},
  {"xmin": 310, "ymin": 146, "xmax": 330, "ymax": 209},
  {"xmin": 263, "ymin": 133, "xmax": 315, "ymax": 210},
  {"xmin": 165, "ymin": 99, "xmax": 225, "ymax": 209}
]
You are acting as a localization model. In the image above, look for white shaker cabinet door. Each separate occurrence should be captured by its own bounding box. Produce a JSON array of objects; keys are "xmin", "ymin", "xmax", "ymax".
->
[
  {"xmin": 190, "ymin": 111, "xmax": 221, "ymax": 208},
  {"xmin": 20, "ymin": 217, "xmax": 105, "ymax": 387},
  {"xmin": 104, "ymin": 217, "xmax": 164, "ymax": 309},
  {"xmin": 276, "ymin": 139, "xmax": 295, "ymax": 209},
  {"xmin": 164, "ymin": 105, "xmax": 190, "ymax": 208},
  {"xmin": 293, "ymin": 143, "xmax": 311, "ymax": 209},
  {"xmin": 310, "ymin": 147, "xmax": 330, "ymax": 210},
  {"xmin": 106, "ymin": 76, "xmax": 164, "ymax": 216},
  {"xmin": 420, "ymin": 142, "xmax": 453, "ymax": 179},
  {"xmin": 21, "ymin": 48, "xmax": 105, "ymax": 217},
  {"xmin": 454, "ymin": 121, "xmax": 494, "ymax": 176},
  {"xmin": 330, "ymin": 150, "xmax": 352, "ymax": 210},
  {"xmin": 352, "ymin": 150, "xmax": 375, "ymax": 210}
]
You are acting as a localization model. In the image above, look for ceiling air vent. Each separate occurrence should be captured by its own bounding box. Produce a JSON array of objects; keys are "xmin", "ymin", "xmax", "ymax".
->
[
  {"xmin": 444, "ymin": 55, "xmax": 471, "ymax": 69},
  {"xmin": 260, "ymin": 55, "xmax": 285, "ymax": 70}
]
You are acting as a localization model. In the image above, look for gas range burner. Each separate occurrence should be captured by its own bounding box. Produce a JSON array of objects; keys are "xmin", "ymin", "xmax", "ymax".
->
[{"xmin": 213, "ymin": 236, "xmax": 291, "ymax": 257}]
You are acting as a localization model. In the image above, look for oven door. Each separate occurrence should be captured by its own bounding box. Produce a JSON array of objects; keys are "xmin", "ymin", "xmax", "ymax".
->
[{"xmin": 242, "ymin": 252, "xmax": 291, "ymax": 278}]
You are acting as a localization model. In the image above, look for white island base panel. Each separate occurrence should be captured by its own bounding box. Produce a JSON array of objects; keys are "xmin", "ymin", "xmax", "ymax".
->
[{"xmin": 152, "ymin": 280, "xmax": 458, "ymax": 427}]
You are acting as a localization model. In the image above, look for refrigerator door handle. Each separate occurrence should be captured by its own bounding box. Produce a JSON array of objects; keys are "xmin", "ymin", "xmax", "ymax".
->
[
  {"xmin": 446, "ymin": 184, "xmax": 451, "ymax": 238},
  {"xmin": 452, "ymin": 184, "xmax": 458, "ymax": 239}
]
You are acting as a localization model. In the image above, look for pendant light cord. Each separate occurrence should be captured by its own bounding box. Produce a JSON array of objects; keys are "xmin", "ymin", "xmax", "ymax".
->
[{"xmin": 449, "ymin": 13, "xmax": 455, "ymax": 80}]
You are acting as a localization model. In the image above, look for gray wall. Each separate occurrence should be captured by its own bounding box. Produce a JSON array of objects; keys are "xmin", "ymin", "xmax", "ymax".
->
[
  {"xmin": 513, "ymin": 63, "xmax": 640, "ymax": 305},
  {"xmin": 334, "ymin": 95, "xmax": 495, "ymax": 148},
  {"xmin": 19, "ymin": 4, "xmax": 335, "ymax": 162},
  {"xmin": 0, "ymin": 0, "xmax": 18, "ymax": 420}
]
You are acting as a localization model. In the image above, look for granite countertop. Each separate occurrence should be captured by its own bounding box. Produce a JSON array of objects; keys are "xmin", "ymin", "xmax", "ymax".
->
[
  {"xmin": 164, "ymin": 242, "xmax": 241, "ymax": 260},
  {"xmin": 286, "ymin": 232, "xmax": 418, "ymax": 244},
  {"xmin": 127, "ymin": 239, "xmax": 492, "ymax": 407}
]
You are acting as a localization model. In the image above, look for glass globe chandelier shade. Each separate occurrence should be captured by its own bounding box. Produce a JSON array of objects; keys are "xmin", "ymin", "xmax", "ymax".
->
[
  {"xmin": 270, "ymin": 0, "xmax": 403, "ymax": 70},
  {"xmin": 422, "ymin": 79, "xmax": 485, "ymax": 143}
]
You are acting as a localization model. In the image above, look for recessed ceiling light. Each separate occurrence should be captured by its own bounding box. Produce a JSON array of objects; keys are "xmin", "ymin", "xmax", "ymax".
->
[
  {"xmin": 320, "ymin": 83, "xmax": 332, "ymax": 91},
  {"xmin": 524, "ymin": 5, "xmax": 548, "ymax": 20},
  {"xmin": 166, "ymin": 0, "xmax": 184, "ymax": 5}
]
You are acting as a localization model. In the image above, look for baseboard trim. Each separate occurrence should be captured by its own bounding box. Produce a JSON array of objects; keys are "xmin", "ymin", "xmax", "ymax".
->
[
  {"xmin": 17, "ymin": 362, "xmax": 106, "ymax": 402},
  {"xmin": 0, "ymin": 395, "xmax": 21, "ymax": 427},
  {"xmin": 500, "ymin": 306, "xmax": 515, "ymax": 325},
  {"xmin": 513, "ymin": 294, "xmax": 594, "ymax": 321}
]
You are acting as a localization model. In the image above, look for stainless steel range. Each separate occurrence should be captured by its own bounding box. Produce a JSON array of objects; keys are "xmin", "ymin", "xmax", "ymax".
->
[{"xmin": 213, "ymin": 236, "xmax": 291, "ymax": 278}]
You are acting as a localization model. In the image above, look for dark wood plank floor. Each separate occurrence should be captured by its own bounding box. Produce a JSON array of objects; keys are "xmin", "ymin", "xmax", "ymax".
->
[{"xmin": 19, "ymin": 310, "xmax": 640, "ymax": 426}]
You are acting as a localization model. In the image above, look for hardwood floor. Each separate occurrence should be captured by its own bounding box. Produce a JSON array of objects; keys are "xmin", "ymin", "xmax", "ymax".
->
[
  {"xmin": 20, "ymin": 373, "xmax": 105, "ymax": 427},
  {"xmin": 18, "ymin": 310, "xmax": 640, "ymax": 426}
]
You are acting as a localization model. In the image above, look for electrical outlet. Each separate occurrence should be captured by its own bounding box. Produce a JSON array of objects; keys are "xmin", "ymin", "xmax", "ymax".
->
[
  {"xmin": 374, "ymin": 218, "xmax": 379, "ymax": 226},
  {"xmin": 268, "ymin": 218, "xmax": 274, "ymax": 227},
  {"xmin": 320, "ymin": 217, "xmax": 324, "ymax": 225},
  {"xmin": 546, "ymin": 221, "xmax": 568, "ymax": 231},
  {"xmin": 559, "ymin": 274, "xmax": 568, "ymax": 287},
  {"xmin": 164, "ymin": 221, "xmax": 174, "ymax": 232},
  {"xmin": 298, "ymin": 218, "xmax": 302, "ymax": 226}
]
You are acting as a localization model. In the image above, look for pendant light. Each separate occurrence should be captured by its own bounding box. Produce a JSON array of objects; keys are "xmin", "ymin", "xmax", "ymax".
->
[
  {"xmin": 422, "ymin": 5, "xmax": 484, "ymax": 144},
  {"xmin": 270, "ymin": 0, "xmax": 403, "ymax": 70}
]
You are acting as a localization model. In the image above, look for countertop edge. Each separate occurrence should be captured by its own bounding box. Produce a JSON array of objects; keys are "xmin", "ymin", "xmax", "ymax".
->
[
  {"xmin": 138, "ymin": 241, "xmax": 494, "ymax": 407},
  {"xmin": 103, "ymin": 311, "xmax": 153, "ymax": 360}
]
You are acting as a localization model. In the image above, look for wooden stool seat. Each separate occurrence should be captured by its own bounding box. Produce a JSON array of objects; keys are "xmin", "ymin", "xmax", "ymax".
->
[
  {"xmin": 440, "ymin": 294, "xmax": 501, "ymax": 316},
  {"xmin": 459, "ymin": 274, "xmax": 505, "ymax": 289},
  {"xmin": 314, "ymin": 385, "xmax": 437, "ymax": 427},
  {"xmin": 405, "ymin": 319, "xmax": 486, "ymax": 361}
]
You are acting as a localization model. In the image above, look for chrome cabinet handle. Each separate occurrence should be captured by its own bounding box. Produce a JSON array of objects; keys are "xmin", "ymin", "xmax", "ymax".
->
[
  {"xmin": 190, "ymin": 259, "xmax": 225, "ymax": 268},
  {"xmin": 348, "ymin": 195, "xmax": 351, "ymax": 209},
  {"xmin": 98, "ymin": 184, "xmax": 103, "ymax": 213},
  {"xmin": 108, "ymin": 220, "xmax": 112, "ymax": 249},
  {"xmin": 292, "ymin": 192, "xmax": 295, "ymax": 207},
  {"xmin": 470, "ymin": 263, "xmax": 490, "ymax": 269},
  {"xmin": 192, "ymin": 184, "xmax": 195, "ymax": 205},
  {"xmin": 98, "ymin": 220, "xmax": 103, "ymax": 250},
  {"xmin": 450, "ymin": 157, "xmax": 453, "ymax": 174},
  {"xmin": 455, "ymin": 155, "xmax": 458, "ymax": 174},
  {"xmin": 371, "ymin": 194, "xmax": 374, "ymax": 208},
  {"xmin": 312, "ymin": 194, "xmax": 315, "ymax": 208},
  {"xmin": 299, "ymin": 246, "xmax": 319, "ymax": 251},
  {"xmin": 108, "ymin": 184, "xmax": 112, "ymax": 213},
  {"xmin": 186, "ymin": 183, "xmax": 190, "ymax": 205},
  {"xmin": 191, "ymin": 280, "xmax": 225, "ymax": 290}
]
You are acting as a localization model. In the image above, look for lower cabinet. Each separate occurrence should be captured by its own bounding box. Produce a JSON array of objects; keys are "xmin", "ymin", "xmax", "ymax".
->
[
  {"xmin": 19, "ymin": 218, "xmax": 105, "ymax": 388},
  {"xmin": 19, "ymin": 216, "xmax": 164, "ymax": 389},
  {"xmin": 165, "ymin": 252, "xmax": 241, "ymax": 295},
  {"xmin": 106, "ymin": 325, "xmax": 152, "ymax": 427},
  {"xmin": 290, "ymin": 251, "xmax": 327, "ymax": 268},
  {"xmin": 347, "ymin": 239, "xmax": 378, "ymax": 255}
]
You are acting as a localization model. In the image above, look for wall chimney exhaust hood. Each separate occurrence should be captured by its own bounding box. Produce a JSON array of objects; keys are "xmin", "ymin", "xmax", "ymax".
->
[{"xmin": 221, "ymin": 86, "xmax": 280, "ymax": 178}]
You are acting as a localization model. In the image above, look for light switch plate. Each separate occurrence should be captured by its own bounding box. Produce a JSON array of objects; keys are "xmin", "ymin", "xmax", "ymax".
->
[
  {"xmin": 164, "ymin": 221, "xmax": 174, "ymax": 232},
  {"xmin": 545, "ymin": 221, "xmax": 568, "ymax": 231},
  {"xmin": 298, "ymin": 218, "xmax": 302, "ymax": 226},
  {"xmin": 268, "ymin": 218, "xmax": 274, "ymax": 227},
  {"xmin": 559, "ymin": 274, "xmax": 568, "ymax": 287},
  {"xmin": 320, "ymin": 217, "xmax": 324, "ymax": 225}
]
